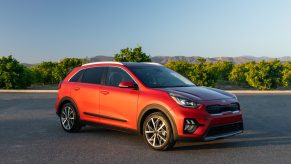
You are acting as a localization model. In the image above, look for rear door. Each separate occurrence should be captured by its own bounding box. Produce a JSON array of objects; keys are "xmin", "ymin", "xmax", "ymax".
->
[
  {"xmin": 99, "ymin": 67, "xmax": 139, "ymax": 129},
  {"xmin": 70, "ymin": 67, "xmax": 106, "ymax": 122}
]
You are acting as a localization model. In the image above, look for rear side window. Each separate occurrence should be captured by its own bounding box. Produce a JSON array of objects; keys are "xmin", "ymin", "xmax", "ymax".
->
[
  {"xmin": 69, "ymin": 69, "xmax": 84, "ymax": 82},
  {"xmin": 106, "ymin": 67, "xmax": 134, "ymax": 87},
  {"xmin": 82, "ymin": 67, "xmax": 105, "ymax": 84}
]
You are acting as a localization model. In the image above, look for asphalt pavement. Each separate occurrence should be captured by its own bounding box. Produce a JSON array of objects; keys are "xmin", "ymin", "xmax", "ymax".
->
[{"xmin": 0, "ymin": 92, "xmax": 291, "ymax": 164}]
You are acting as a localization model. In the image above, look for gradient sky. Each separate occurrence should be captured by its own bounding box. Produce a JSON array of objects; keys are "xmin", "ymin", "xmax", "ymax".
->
[{"xmin": 1, "ymin": 0, "xmax": 291, "ymax": 63}]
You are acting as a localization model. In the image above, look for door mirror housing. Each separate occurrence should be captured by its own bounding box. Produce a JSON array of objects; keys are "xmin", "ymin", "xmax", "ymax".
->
[{"xmin": 118, "ymin": 81, "xmax": 137, "ymax": 89}]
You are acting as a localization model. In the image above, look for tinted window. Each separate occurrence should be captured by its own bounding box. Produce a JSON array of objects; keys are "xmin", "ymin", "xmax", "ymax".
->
[
  {"xmin": 69, "ymin": 69, "xmax": 84, "ymax": 82},
  {"xmin": 128, "ymin": 66, "xmax": 195, "ymax": 88},
  {"xmin": 82, "ymin": 67, "xmax": 105, "ymax": 84},
  {"xmin": 106, "ymin": 67, "xmax": 134, "ymax": 87}
]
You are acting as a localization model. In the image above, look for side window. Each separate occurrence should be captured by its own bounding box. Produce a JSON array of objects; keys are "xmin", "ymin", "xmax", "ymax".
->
[
  {"xmin": 81, "ymin": 67, "xmax": 105, "ymax": 85},
  {"xmin": 69, "ymin": 69, "xmax": 84, "ymax": 82},
  {"xmin": 106, "ymin": 67, "xmax": 134, "ymax": 87}
]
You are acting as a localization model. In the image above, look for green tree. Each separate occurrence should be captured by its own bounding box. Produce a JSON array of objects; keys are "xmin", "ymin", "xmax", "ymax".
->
[
  {"xmin": 164, "ymin": 60, "xmax": 192, "ymax": 78},
  {"xmin": 245, "ymin": 60, "xmax": 285, "ymax": 90},
  {"xmin": 188, "ymin": 58, "xmax": 218, "ymax": 87},
  {"xmin": 30, "ymin": 61, "xmax": 58, "ymax": 84},
  {"xmin": 53, "ymin": 58, "xmax": 84, "ymax": 82},
  {"xmin": 213, "ymin": 60, "xmax": 234, "ymax": 81},
  {"xmin": 283, "ymin": 62, "xmax": 291, "ymax": 86},
  {"xmin": 114, "ymin": 46, "xmax": 151, "ymax": 62},
  {"xmin": 229, "ymin": 63, "xmax": 249, "ymax": 85},
  {"xmin": 0, "ymin": 55, "xmax": 32, "ymax": 89}
]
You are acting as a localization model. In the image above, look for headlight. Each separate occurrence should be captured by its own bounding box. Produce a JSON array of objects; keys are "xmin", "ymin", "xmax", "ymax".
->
[{"xmin": 170, "ymin": 94, "xmax": 200, "ymax": 108}]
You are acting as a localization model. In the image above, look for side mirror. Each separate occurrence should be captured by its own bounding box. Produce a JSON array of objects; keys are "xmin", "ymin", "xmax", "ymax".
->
[{"xmin": 118, "ymin": 81, "xmax": 136, "ymax": 89}]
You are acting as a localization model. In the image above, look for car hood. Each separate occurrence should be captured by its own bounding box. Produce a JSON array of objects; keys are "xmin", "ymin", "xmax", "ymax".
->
[{"xmin": 158, "ymin": 86, "xmax": 236, "ymax": 101}]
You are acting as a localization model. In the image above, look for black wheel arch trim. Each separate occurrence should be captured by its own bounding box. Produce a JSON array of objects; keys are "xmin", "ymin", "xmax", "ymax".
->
[
  {"xmin": 137, "ymin": 104, "xmax": 178, "ymax": 140},
  {"xmin": 57, "ymin": 96, "xmax": 79, "ymax": 117}
]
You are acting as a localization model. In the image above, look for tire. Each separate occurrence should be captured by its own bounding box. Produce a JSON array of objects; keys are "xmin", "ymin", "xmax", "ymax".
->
[
  {"xmin": 60, "ymin": 102, "xmax": 82, "ymax": 132},
  {"xmin": 142, "ymin": 112, "xmax": 176, "ymax": 151}
]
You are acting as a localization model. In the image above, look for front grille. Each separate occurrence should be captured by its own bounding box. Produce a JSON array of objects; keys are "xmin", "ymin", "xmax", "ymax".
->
[
  {"xmin": 206, "ymin": 122, "xmax": 243, "ymax": 137},
  {"xmin": 206, "ymin": 103, "xmax": 240, "ymax": 114}
]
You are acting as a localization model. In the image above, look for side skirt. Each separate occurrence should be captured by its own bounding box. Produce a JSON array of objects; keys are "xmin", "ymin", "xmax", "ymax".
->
[
  {"xmin": 81, "ymin": 120, "xmax": 139, "ymax": 135},
  {"xmin": 83, "ymin": 112, "xmax": 127, "ymax": 122}
]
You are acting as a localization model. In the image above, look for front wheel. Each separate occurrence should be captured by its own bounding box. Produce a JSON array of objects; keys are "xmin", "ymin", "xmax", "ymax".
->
[
  {"xmin": 60, "ymin": 102, "xmax": 82, "ymax": 132},
  {"xmin": 142, "ymin": 112, "xmax": 176, "ymax": 150}
]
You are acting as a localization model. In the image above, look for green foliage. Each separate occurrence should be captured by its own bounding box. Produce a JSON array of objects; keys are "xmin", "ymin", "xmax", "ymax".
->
[
  {"xmin": 30, "ymin": 58, "xmax": 84, "ymax": 84},
  {"xmin": 30, "ymin": 61, "xmax": 58, "ymax": 84},
  {"xmin": 114, "ymin": 46, "xmax": 151, "ymax": 62},
  {"xmin": 245, "ymin": 60, "xmax": 285, "ymax": 90},
  {"xmin": 165, "ymin": 58, "xmax": 218, "ymax": 87},
  {"xmin": 53, "ymin": 58, "xmax": 84, "ymax": 82},
  {"xmin": 229, "ymin": 63, "xmax": 250, "ymax": 85},
  {"xmin": 0, "ymin": 55, "xmax": 32, "ymax": 89},
  {"xmin": 188, "ymin": 58, "xmax": 218, "ymax": 87},
  {"xmin": 1, "ymin": 53, "xmax": 291, "ymax": 90},
  {"xmin": 166, "ymin": 58, "xmax": 289, "ymax": 90},
  {"xmin": 283, "ymin": 62, "xmax": 291, "ymax": 86},
  {"xmin": 213, "ymin": 61, "xmax": 234, "ymax": 81},
  {"xmin": 164, "ymin": 60, "xmax": 192, "ymax": 78}
]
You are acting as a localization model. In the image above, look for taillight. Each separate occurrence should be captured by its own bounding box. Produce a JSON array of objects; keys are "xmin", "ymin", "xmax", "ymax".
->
[{"xmin": 58, "ymin": 81, "xmax": 63, "ymax": 89}]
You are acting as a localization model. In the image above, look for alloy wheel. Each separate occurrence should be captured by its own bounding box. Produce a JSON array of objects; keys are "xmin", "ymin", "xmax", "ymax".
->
[
  {"xmin": 144, "ymin": 116, "xmax": 168, "ymax": 148},
  {"xmin": 61, "ymin": 105, "xmax": 76, "ymax": 130}
]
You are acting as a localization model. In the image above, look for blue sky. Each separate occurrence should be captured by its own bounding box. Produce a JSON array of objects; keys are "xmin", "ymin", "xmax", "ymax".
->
[{"xmin": 1, "ymin": 0, "xmax": 291, "ymax": 63}]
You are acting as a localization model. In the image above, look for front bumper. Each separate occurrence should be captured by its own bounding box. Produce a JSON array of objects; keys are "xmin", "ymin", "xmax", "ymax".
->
[
  {"xmin": 203, "ymin": 122, "xmax": 243, "ymax": 141},
  {"xmin": 172, "ymin": 99, "xmax": 244, "ymax": 141}
]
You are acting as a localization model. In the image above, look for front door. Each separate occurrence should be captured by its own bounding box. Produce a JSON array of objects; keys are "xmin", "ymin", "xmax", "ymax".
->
[{"xmin": 99, "ymin": 67, "xmax": 139, "ymax": 129}]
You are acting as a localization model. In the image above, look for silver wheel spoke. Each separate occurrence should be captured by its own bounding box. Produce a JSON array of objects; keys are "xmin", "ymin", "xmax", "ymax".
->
[
  {"xmin": 157, "ymin": 123, "xmax": 165, "ymax": 131},
  {"xmin": 155, "ymin": 118, "xmax": 160, "ymax": 129},
  {"xmin": 146, "ymin": 124, "xmax": 154, "ymax": 131},
  {"xmin": 151, "ymin": 118, "xmax": 156, "ymax": 130},
  {"xmin": 62, "ymin": 118, "xmax": 67, "ymax": 125},
  {"xmin": 68, "ymin": 119, "xmax": 73, "ymax": 126},
  {"xmin": 67, "ymin": 122, "xmax": 71, "ymax": 129},
  {"xmin": 157, "ymin": 134, "xmax": 166, "ymax": 142},
  {"xmin": 148, "ymin": 133, "xmax": 155, "ymax": 141},
  {"xmin": 145, "ymin": 130, "xmax": 155, "ymax": 134},
  {"xmin": 152, "ymin": 134, "xmax": 156, "ymax": 147},
  {"xmin": 157, "ymin": 134, "xmax": 162, "ymax": 145}
]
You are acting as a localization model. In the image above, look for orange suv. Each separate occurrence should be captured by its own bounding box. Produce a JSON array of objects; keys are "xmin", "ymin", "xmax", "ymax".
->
[{"xmin": 56, "ymin": 62, "xmax": 243, "ymax": 150}]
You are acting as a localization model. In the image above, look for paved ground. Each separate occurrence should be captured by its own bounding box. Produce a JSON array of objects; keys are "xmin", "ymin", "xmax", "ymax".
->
[{"xmin": 0, "ymin": 93, "xmax": 291, "ymax": 164}]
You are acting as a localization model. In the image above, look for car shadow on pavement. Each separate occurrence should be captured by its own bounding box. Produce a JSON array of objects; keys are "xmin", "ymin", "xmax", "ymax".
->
[
  {"xmin": 79, "ymin": 126, "xmax": 291, "ymax": 151},
  {"xmin": 172, "ymin": 132, "xmax": 291, "ymax": 151}
]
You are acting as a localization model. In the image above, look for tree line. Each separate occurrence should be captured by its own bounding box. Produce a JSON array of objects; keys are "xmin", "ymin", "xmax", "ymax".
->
[
  {"xmin": 165, "ymin": 59, "xmax": 291, "ymax": 90},
  {"xmin": 0, "ymin": 46, "xmax": 290, "ymax": 90},
  {"xmin": 0, "ymin": 55, "xmax": 85, "ymax": 89}
]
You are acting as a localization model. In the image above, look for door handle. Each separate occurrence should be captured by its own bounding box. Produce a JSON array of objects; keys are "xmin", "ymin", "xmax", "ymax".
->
[
  {"xmin": 73, "ymin": 87, "xmax": 80, "ymax": 91},
  {"xmin": 100, "ymin": 90, "xmax": 109, "ymax": 95}
]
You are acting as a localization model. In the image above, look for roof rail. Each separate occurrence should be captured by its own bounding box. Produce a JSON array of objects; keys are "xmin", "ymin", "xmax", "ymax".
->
[
  {"xmin": 82, "ymin": 61, "xmax": 123, "ymax": 66},
  {"xmin": 141, "ymin": 62, "xmax": 162, "ymax": 66}
]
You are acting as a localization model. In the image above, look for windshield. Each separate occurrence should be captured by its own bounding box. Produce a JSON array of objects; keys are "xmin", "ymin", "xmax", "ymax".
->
[{"xmin": 128, "ymin": 65, "xmax": 195, "ymax": 88}]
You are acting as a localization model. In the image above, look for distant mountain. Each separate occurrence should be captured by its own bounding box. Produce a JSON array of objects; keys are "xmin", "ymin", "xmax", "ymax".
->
[
  {"xmin": 22, "ymin": 63, "xmax": 34, "ymax": 67},
  {"xmin": 88, "ymin": 55, "xmax": 291, "ymax": 64},
  {"xmin": 87, "ymin": 55, "xmax": 114, "ymax": 62}
]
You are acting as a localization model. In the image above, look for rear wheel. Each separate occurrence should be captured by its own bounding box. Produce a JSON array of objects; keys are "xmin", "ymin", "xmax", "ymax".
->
[
  {"xmin": 60, "ymin": 102, "xmax": 82, "ymax": 132},
  {"xmin": 142, "ymin": 112, "xmax": 175, "ymax": 150}
]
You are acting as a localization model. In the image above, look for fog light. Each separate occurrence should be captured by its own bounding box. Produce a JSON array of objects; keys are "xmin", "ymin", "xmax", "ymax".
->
[{"xmin": 184, "ymin": 119, "xmax": 197, "ymax": 134}]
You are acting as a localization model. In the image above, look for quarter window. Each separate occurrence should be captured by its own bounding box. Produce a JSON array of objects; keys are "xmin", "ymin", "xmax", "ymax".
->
[{"xmin": 69, "ymin": 69, "xmax": 84, "ymax": 82}]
